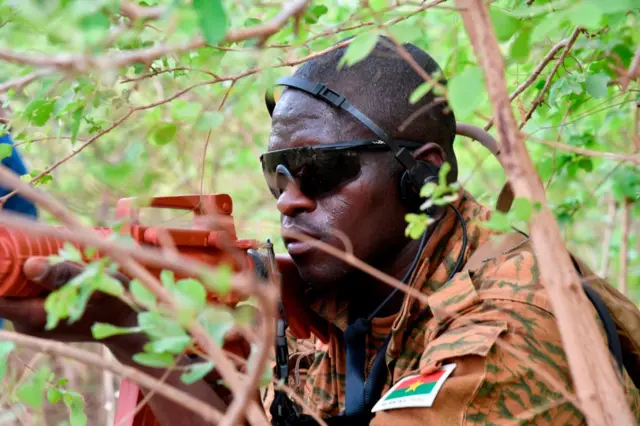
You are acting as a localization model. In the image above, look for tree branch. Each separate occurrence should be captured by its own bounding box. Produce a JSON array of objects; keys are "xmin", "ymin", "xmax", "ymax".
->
[
  {"xmin": 519, "ymin": 27, "xmax": 583, "ymax": 129},
  {"xmin": 0, "ymin": 166, "xmax": 269, "ymax": 425},
  {"xmin": 621, "ymin": 44, "xmax": 640, "ymax": 91},
  {"xmin": 525, "ymin": 134, "xmax": 640, "ymax": 164},
  {"xmin": 453, "ymin": 1, "xmax": 635, "ymax": 425},
  {"xmin": 0, "ymin": 0, "xmax": 311, "ymax": 72},
  {"xmin": 0, "ymin": 330, "xmax": 223, "ymax": 424},
  {"xmin": 484, "ymin": 38, "xmax": 569, "ymax": 131},
  {"xmin": 0, "ymin": 69, "xmax": 55, "ymax": 94}
]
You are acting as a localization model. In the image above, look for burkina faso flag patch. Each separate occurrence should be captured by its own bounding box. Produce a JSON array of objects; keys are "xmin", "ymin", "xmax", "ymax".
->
[{"xmin": 371, "ymin": 363, "xmax": 456, "ymax": 413}]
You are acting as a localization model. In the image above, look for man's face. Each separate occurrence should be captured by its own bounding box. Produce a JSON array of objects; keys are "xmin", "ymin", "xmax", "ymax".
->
[{"xmin": 267, "ymin": 90, "xmax": 410, "ymax": 292}]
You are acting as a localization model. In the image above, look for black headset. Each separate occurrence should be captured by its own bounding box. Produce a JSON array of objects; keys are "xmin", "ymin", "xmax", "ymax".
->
[{"xmin": 264, "ymin": 76, "xmax": 441, "ymax": 211}]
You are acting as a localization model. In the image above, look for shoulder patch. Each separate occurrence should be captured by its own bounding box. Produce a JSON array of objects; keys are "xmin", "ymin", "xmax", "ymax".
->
[{"xmin": 371, "ymin": 363, "xmax": 456, "ymax": 413}]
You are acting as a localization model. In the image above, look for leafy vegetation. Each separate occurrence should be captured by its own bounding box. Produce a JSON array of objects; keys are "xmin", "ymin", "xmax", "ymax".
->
[{"xmin": 0, "ymin": 0, "xmax": 638, "ymax": 423}]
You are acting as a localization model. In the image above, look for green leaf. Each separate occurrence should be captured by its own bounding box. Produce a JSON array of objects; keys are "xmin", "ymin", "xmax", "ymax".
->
[
  {"xmin": 138, "ymin": 312, "xmax": 187, "ymax": 340},
  {"xmin": 146, "ymin": 335, "xmax": 192, "ymax": 354},
  {"xmin": 133, "ymin": 352, "xmax": 174, "ymax": 368},
  {"xmin": 16, "ymin": 367, "xmax": 49, "ymax": 409},
  {"xmin": 180, "ymin": 361, "xmax": 215, "ymax": 385},
  {"xmin": 585, "ymin": 73, "xmax": 610, "ymax": 99},
  {"xmin": 23, "ymin": 100, "xmax": 55, "ymax": 127},
  {"xmin": 369, "ymin": 0, "xmax": 387, "ymax": 11},
  {"xmin": 70, "ymin": 106, "xmax": 84, "ymax": 144},
  {"xmin": 548, "ymin": 76, "xmax": 584, "ymax": 107},
  {"xmin": 47, "ymin": 387, "xmax": 63, "ymax": 404},
  {"xmin": 0, "ymin": 341, "xmax": 15, "ymax": 381},
  {"xmin": 91, "ymin": 323, "xmax": 141, "ymax": 340},
  {"xmin": 176, "ymin": 278, "xmax": 207, "ymax": 310},
  {"xmin": 512, "ymin": 197, "xmax": 534, "ymax": 222},
  {"xmin": 338, "ymin": 32, "xmax": 379, "ymax": 68},
  {"xmin": 96, "ymin": 274, "xmax": 125, "ymax": 297},
  {"xmin": 193, "ymin": 0, "xmax": 228, "ymax": 45},
  {"xmin": 160, "ymin": 269, "xmax": 176, "ymax": 289},
  {"xmin": 448, "ymin": 67, "xmax": 485, "ymax": 120},
  {"xmin": 172, "ymin": 100, "xmax": 203, "ymax": 122},
  {"xmin": 389, "ymin": 22, "xmax": 421, "ymax": 43},
  {"xmin": 510, "ymin": 28, "xmax": 531, "ymax": 62},
  {"xmin": 568, "ymin": 3, "xmax": 603, "ymax": 29},
  {"xmin": 482, "ymin": 211, "xmax": 511, "ymax": 232},
  {"xmin": 198, "ymin": 306, "xmax": 234, "ymax": 346},
  {"xmin": 148, "ymin": 123, "xmax": 178, "ymax": 146},
  {"xmin": 0, "ymin": 144, "xmax": 12, "ymax": 161},
  {"xmin": 130, "ymin": 279, "xmax": 157, "ymax": 309},
  {"xmin": 490, "ymin": 8, "xmax": 520, "ymax": 42},
  {"xmin": 67, "ymin": 396, "xmax": 87, "ymax": 426},
  {"xmin": 201, "ymin": 263, "xmax": 233, "ymax": 295},
  {"xmin": 584, "ymin": 0, "xmax": 633, "ymax": 14},
  {"xmin": 409, "ymin": 82, "xmax": 433, "ymax": 104}
]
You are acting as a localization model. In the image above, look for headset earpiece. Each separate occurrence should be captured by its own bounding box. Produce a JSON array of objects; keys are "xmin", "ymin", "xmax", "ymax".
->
[{"xmin": 399, "ymin": 160, "xmax": 440, "ymax": 213}]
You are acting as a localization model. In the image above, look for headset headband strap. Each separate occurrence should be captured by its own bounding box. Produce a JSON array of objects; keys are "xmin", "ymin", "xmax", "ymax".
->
[{"xmin": 266, "ymin": 76, "xmax": 422, "ymax": 183}]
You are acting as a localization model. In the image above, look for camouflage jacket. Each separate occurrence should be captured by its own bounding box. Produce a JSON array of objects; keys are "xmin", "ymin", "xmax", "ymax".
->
[{"xmin": 264, "ymin": 192, "xmax": 640, "ymax": 425}]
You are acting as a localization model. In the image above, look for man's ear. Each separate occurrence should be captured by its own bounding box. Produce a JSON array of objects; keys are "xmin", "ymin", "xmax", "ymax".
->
[{"xmin": 412, "ymin": 142, "xmax": 446, "ymax": 168}]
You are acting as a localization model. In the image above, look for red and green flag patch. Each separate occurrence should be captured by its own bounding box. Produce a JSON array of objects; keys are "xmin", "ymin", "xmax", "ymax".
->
[{"xmin": 371, "ymin": 363, "xmax": 456, "ymax": 413}]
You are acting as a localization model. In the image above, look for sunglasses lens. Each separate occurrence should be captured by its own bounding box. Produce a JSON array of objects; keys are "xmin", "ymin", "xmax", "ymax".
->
[{"xmin": 261, "ymin": 148, "xmax": 362, "ymax": 199}]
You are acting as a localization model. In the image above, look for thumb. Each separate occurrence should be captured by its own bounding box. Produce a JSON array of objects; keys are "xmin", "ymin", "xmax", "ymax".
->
[{"xmin": 23, "ymin": 257, "xmax": 84, "ymax": 291}]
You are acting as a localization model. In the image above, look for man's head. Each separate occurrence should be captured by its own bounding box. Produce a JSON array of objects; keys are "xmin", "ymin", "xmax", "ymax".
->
[{"xmin": 266, "ymin": 37, "xmax": 456, "ymax": 291}]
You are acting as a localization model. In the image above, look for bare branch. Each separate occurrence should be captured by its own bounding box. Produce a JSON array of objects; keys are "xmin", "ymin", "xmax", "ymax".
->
[
  {"xmin": 453, "ymin": 1, "xmax": 635, "ymax": 425},
  {"xmin": 0, "ymin": 69, "xmax": 55, "ymax": 94},
  {"xmin": 0, "ymin": 0, "xmax": 311, "ymax": 73},
  {"xmin": 0, "ymin": 330, "xmax": 223, "ymax": 424},
  {"xmin": 119, "ymin": 1, "xmax": 166, "ymax": 21},
  {"xmin": 519, "ymin": 27, "xmax": 583, "ymax": 129},
  {"xmin": 484, "ymin": 39, "xmax": 570, "ymax": 131},
  {"xmin": 620, "ymin": 44, "xmax": 640, "ymax": 91},
  {"xmin": 525, "ymin": 134, "xmax": 640, "ymax": 164}
]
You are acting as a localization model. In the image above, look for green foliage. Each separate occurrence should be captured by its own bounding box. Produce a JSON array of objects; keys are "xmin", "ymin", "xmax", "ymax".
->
[
  {"xmin": 0, "ymin": 341, "xmax": 15, "ymax": 381},
  {"xmin": 180, "ymin": 361, "xmax": 215, "ymax": 384},
  {"xmin": 0, "ymin": 0, "xmax": 639, "ymax": 421},
  {"xmin": 447, "ymin": 67, "xmax": 485, "ymax": 119},
  {"xmin": 193, "ymin": 0, "xmax": 228, "ymax": 45}
]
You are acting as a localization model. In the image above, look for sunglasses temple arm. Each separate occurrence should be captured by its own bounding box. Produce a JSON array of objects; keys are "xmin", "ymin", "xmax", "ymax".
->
[{"xmin": 456, "ymin": 123, "xmax": 500, "ymax": 158}]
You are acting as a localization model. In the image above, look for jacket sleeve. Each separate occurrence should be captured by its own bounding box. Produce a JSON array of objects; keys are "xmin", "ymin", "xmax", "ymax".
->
[{"xmin": 370, "ymin": 248, "xmax": 638, "ymax": 426}]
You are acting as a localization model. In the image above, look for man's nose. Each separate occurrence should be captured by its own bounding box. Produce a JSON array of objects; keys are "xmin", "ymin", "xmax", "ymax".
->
[{"xmin": 276, "ymin": 182, "xmax": 316, "ymax": 217}]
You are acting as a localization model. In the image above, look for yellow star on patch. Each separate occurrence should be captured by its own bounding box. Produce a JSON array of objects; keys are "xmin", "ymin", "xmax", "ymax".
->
[{"xmin": 406, "ymin": 380, "xmax": 423, "ymax": 393}]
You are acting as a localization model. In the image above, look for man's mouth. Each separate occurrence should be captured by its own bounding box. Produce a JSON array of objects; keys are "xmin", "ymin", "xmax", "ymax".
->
[{"xmin": 282, "ymin": 227, "xmax": 321, "ymax": 256}]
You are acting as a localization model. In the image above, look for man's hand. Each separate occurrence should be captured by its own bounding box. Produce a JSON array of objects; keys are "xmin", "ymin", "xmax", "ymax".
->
[{"xmin": 0, "ymin": 256, "xmax": 136, "ymax": 345}]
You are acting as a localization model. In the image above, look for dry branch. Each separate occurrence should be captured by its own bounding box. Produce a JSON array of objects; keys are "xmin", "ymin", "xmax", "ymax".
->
[
  {"xmin": 0, "ymin": 330, "xmax": 223, "ymax": 424},
  {"xmin": 453, "ymin": 1, "xmax": 635, "ymax": 425},
  {"xmin": 484, "ymin": 39, "xmax": 570, "ymax": 131},
  {"xmin": 0, "ymin": 0, "xmax": 310, "ymax": 73},
  {"xmin": 621, "ymin": 44, "xmax": 640, "ymax": 91},
  {"xmin": 0, "ymin": 166, "xmax": 270, "ymax": 425},
  {"xmin": 519, "ymin": 27, "xmax": 582, "ymax": 129}
]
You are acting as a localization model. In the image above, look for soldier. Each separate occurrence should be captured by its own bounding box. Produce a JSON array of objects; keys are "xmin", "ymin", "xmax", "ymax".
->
[{"xmin": 1, "ymin": 38, "xmax": 639, "ymax": 426}]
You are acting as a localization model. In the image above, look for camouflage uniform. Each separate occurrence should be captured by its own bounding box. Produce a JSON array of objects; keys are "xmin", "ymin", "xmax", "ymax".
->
[{"xmin": 264, "ymin": 192, "xmax": 640, "ymax": 424}]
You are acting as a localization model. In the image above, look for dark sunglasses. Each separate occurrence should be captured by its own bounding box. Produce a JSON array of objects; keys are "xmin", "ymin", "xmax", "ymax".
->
[{"xmin": 260, "ymin": 139, "xmax": 423, "ymax": 199}]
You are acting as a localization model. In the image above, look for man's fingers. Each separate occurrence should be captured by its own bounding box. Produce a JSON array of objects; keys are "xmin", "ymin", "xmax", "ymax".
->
[
  {"xmin": 0, "ymin": 297, "xmax": 47, "ymax": 330},
  {"xmin": 23, "ymin": 257, "xmax": 85, "ymax": 291}
]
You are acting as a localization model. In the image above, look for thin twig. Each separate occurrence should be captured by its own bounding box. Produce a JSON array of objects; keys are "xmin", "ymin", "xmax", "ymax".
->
[
  {"xmin": 0, "ymin": 0, "xmax": 311, "ymax": 72},
  {"xmin": 0, "ymin": 330, "xmax": 223, "ymax": 424},
  {"xmin": 621, "ymin": 44, "xmax": 640, "ymax": 91},
  {"xmin": 485, "ymin": 39, "xmax": 570, "ymax": 131},
  {"xmin": 519, "ymin": 27, "xmax": 583, "ymax": 129},
  {"xmin": 0, "ymin": 69, "xmax": 55, "ymax": 94},
  {"xmin": 0, "ymin": 167, "xmax": 268, "ymax": 425},
  {"xmin": 524, "ymin": 134, "xmax": 640, "ymax": 164}
]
